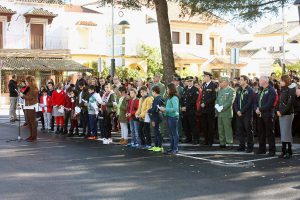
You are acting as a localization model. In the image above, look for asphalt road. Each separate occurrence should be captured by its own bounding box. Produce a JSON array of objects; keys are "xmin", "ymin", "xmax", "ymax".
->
[{"xmin": 0, "ymin": 123, "xmax": 299, "ymax": 200}]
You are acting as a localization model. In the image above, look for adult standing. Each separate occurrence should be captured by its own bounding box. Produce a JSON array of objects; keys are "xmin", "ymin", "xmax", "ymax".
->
[
  {"xmin": 234, "ymin": 75, "xmax": 254, "ymax": 153},
  {"xmin": 181, "ymin": 76, "xmax": 199, "ymax": 144},
  {"xmin": 200, "ymin": 72, "xmax": 217, "ymax": 146},
  {"xmin": 21, "ymin": 76, "xmax": 39, "ymax": 142},
  {"xmin": 75, "ymin": 72, "xmax": 87, "ymax": 92},
  {"xmin": 47, "ymin": 81, "xmax": 55, "ymax": 132},
  {"xmin": 215, "ymin": 77, "xmax": 236, "ymax": 149},
  {"xmin": 173, "ymin": 76, "xmax": 184, "ymax": 140},
  {"xmin": 8, "ymin": 74, "xmax": 19, "ymax": 122},
  {"xmin": 254, "ymin": 76, "xmax": 277, "ymax": 156},
  {"xmin": 277, "ymin": 75, "xmax": 296, "ymax": 159},
  {"xmin": 149, "ymin": 73, "xmax": 166, "ymax": 98}
]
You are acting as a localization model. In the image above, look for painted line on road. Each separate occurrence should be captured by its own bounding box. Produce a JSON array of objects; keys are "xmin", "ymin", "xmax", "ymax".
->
[{"xmin": 176, "ymin": 153, "xmax": 228, "ymax": 165}]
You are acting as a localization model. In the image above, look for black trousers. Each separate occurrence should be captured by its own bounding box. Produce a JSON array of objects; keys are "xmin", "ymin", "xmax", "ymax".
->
[
  {"xmin": 99, "ymin": 111, "xmax": 112, "ymax": 139},
  {"xmin": 236, "ymin": 115, "xmax": 253, "ymax": 149},
  {"xmin": 80, "ymin": 110, "xmax": 89, "ymax": 134},
  {"xmin": 292, "ymin": 113, "xmax": 300, "ymax": 137},
  {"xmin": 51, "ymin": 116, "xmax": 55, "ymax": 130},
  {"xmin": 201, "ymin": 113, "xmax": 215, "ymax": 145},
  {"xmin": 257, "ymin": 116, "xmax": 276, "ymax": 153},
  {"xmin": 182, "ymin": 113, "xmax": 197, "ymax": 142},
  {"xmin": 139, "ymin": 121, "xmax": 151, "ymax": 146},
  {"xmin": 64, "ymin": 110, "xmax": 72, "ymax": 132}
]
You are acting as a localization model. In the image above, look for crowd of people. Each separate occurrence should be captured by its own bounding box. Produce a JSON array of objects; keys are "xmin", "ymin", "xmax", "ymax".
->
[{"xmin": 8, "ymin": 70, "xmax": 300, "ymax": 157}]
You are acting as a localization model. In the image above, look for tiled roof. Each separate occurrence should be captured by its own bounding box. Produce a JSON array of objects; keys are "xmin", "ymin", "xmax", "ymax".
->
[
  {"xmin": 24, "ymin": 8, "xmax": 57, "ymax": 17},
  {"xmin": 0, "ymin": 5, "xmax": 16, "ymax": 14},
  {"xmin": 0, "ymin": 57, "xmax": 92, "ymax": 72},
  {"xmin": 14, "ymin": 0, "xmax": 64, "ymax": 4},
  {"xmin": 256, "ymin": 21, "xmax": 300, "ymax": 35},
  {"xmin": 174, "ymin": 53, "xmax": 206, "ymax": 61},
  {"xmin": 65, "ymin": 5, "xmax": 101, "ymax": 14},
  {"xmin": 226, "ymin": 41, "xmax": 252, "ymax": 49},
  {"xmin": 76, "ymin": 21, "xmax": 97, "ymax": 26}
]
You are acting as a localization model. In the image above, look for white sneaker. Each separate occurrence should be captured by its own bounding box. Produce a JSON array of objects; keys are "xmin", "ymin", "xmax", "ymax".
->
[
  {"xmin": 108, "ymin": 138, "xmax": 113, "ymax": 143},
  {"xmin": 103, "ymin": 138, "xmax": 108, "ymax": 145}
]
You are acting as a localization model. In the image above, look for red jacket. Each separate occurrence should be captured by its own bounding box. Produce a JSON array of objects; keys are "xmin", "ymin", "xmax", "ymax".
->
[
  {"xmin": 40, "ymin": 95, "xmax": 53, "ymax": 113},
  {"xmin": 64, "ymin": 95, "xmax": 75, "ymax": 110},
  {"xmin": 127, "ymin": 98, "xmax": 139, "ymax": 120},
  {"xmin": 196, "ymin": 89, "xmax": 203, "ymax": 111},
  {"xmin": 52, "ymin": 90, "xmax": 65, "ymax": 107}
]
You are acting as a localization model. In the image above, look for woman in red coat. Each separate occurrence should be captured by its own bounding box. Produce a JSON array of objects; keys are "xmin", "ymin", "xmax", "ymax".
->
[{"xmin": 52, "ymin": 82, "xmax": 65, "ymax": 134}]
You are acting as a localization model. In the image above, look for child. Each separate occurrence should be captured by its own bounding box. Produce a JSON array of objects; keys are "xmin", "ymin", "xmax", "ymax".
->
[
  {"xmin": 126, "ymin": 88, "xmax": 140, "ymax": 147},
  {"xmin": 64, "ymin": 87, "xmax": 78, "ymax": 136},
  {"xmin": 100, "ymin": 83, "xmax": 117, "ymax": 144},
  {"xmin": 136, "ymin": 86, "xmax": 153, "ymax": 149},
  {"xmin": 78, "ymin": 82, "xmax": 89, "ymax": 136},
  {"xmin": 148, "ymin": 86, "xmax": 164, "ymax": 152},
  {"xmin": 117, "ymin": 86, "xmax": 129, "ymax": 145},
  {"xmin": 39, "ymin": 88, "xmax": 52, "ymax": 132},
  {"xmin": 69, "ymin": 90, "xmax": 79, "ymax": 137},
  {"xmin": 52, "ymin": 82, "xmax": 65, "ymax": 134},
  {"xmin": 88, "ymin": 85, "xmax": 102, "ymax": 140}
]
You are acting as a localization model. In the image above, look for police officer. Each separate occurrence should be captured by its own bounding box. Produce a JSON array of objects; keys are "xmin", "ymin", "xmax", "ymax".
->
[
  {"xmin": 200, "ymin": 72, "xmax": 217, "ymax": 146},
  {"xmin": 234, "ymin": 75, "xmax": 254, "ymax": 153},
  {"xmin": 254, "ymin": 76, "xmax": 277, "ymax": 157},
  {"xmin": 181, "ymin": 76, "xmax": 199, "ymax": 144}
]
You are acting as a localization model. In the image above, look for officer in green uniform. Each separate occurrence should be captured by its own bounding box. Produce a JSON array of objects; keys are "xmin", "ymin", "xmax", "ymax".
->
[{"xmin": 215, "ymin": 77, "xmax": 236, "ymax": 149}]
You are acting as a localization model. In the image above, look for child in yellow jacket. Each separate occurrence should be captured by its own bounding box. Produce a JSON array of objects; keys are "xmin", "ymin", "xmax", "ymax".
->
[{"xmin": 136, "ymin": 86, "xmax": 153, "ymax": 148}]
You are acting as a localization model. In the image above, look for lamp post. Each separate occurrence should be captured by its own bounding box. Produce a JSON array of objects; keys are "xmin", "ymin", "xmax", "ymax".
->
[
  {"xmin": 110, "ymin": 0, "xmax": 115, "ymax": 77},
  {"xmin": 282, "ymin": 1, "xmax": 286, "ymax": 74}
]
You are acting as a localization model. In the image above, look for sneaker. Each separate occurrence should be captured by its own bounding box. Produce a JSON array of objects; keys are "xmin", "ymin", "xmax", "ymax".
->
[
  {"xmin": 144, "ymin": 145, "xmax": 152, "ymax": 149},
  {"xmin": 148, "ymin": 146, "xmax": 157, "ymax": 151},
  {"xmin": 88, "ymin": 136, "xmax": 97, "ymax": 140},
  {"xmin": 153, "ymin": 147, "xmax": 163, "ymax": 152},
  {"xmin": 103, "ymin": 138, "xmax": 108, "ymax": 144},
  {"xmin": 108, "ymin": 138, "xmax": 113, "ymax": 143}
]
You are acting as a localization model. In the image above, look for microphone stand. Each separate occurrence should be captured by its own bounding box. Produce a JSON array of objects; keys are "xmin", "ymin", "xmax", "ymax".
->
[{"xmin": 6, "ymin": 102, "xmax": 23, "ymax": 143}]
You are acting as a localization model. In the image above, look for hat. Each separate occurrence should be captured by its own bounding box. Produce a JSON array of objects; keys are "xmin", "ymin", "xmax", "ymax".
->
[
  {"xmin": 185, "ymin": 76, "xmax": 194, "ymax": 81},
  {"xmin": 203, "ymin": 71, "xmax": 213, "ymax": 77},
  {"xmin": 220, "ymin": 76, "xmax": 230, "ymax": 82},
  {"xmin": 173, "ymin": 76, "xmax": 181, "ymax": 81}
]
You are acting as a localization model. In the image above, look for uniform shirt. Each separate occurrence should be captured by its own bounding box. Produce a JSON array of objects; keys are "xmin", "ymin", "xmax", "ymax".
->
[
  {"xmin": 181, "ymin": 86, "xmax": 198, "ymax": 115},
  {"xmin": 200, "ymin": 81, "xmax": 217, "ymax": 113}
]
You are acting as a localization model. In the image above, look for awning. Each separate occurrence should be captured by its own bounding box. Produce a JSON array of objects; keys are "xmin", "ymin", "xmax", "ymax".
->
[
  {"xmin": 0, "ymin": 5, "xmax": 16, "ymax": 22},
  {"xmin": 0, "ymin": 58, "xmax": 93, "ymax": 72},
  {"xmin": 24, "ymin": 8, "xmax": 57, "ymax": 24}
]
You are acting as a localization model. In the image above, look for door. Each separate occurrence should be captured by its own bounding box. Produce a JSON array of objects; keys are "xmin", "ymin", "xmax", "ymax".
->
[
  {"xmin": 210, "ymin": 37, "xmax": 215, "ymax": 55},
  {"xmin": 31, "ymin": 24, "xmax": 44, "ymax": 49}
]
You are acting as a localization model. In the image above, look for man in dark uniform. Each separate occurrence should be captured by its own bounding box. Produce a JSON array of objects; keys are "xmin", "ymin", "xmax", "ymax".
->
[
  {"xmin": 200, "ymin": 71, "xmax": 217, "ymax": 146},
  {"xmin": 181, "ymin": 76, "xmax": 199, "ymax": 144},
  {"xmin": 254, "ymin": 76, "xmax": 276, "ymax": 157},
  {"xmin": 234, "ymin": 75, "xmax": 254, "ymax": 153}
]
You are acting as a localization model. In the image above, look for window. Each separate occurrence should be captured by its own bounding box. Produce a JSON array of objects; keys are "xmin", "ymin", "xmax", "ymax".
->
[
  {"xmin": 186, "ymin": 33, "xmax": 190, "ymax": 45},
  {"xmin": 0, "ymin": 22, "xmax": 3, "ymax": 49},
  {"xmin": 196, "ymin": 33, "xmax": 203, "ymax": 45},
  {"xmin": 78, "ymin": 27, "xmax": 90, "ymax": 49},
  {"xmin": 172, "ymin": 31, "xmax": 180, "ymax": 44},
  {"xmin": 30, "ymin": 24, "xmax": 44, "ymax": 49}
]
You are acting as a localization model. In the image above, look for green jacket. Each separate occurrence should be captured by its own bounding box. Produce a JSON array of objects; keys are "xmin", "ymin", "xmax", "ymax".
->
[
  {"xmin": 117, "ymin": 96, "xmax": 129, "ymax": 123},
  {"xmin": 215, "ymin": 86, "xmax": 236, "ymax": 118}
]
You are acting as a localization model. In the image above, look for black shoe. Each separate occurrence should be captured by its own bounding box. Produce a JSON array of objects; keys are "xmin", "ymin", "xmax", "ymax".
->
[
  {"xmin": 55, "ymin": 126, "xmax": 60, "ymax": 134},
  {"xmin": 284, "ymin": 153, "xmax": 292, "ymax": 159},
  {"xmin": 246, "ymin": 148, "xmax": 253, "ymax": 153},
  {"xmin": 59, "ymin": 128, "xmax": 64, "ymax": 134},
  {"xmin": 40, "ymin": 127, "xmax": 46, "ymax": 131},
  {"xmin": 226, "ymin": 146, "xmax": 233, "ymax": 150},
  {"xmin": 268, "ymin": 152, "xmax": 276, "ymax": 157},
  {"xmin": 237, "ymin": 147, "xmax": 246, "ymax": 152},
  {"xmin": 278, "ymin": 152, "xmax": 286, "ymax": 158},
  {"xmin": 67, "ymin": 133, "xmax": 74, "ymax": 137},
  {"xmin": 220, "ymin": 145, "xmax": 226, "ymax": 149},
  {"xmin": 255, "ymin": 150, "xmax": 266, "ymax": 155},
  {"xmin": 10, "ymin": 119, "xmax": 16, "ymax": 123},
  {"xmin": 14, "ymin": 119, "xmax": 20, "ymax": 121},
  {"xmin": 75, "ymin": 129, "xmax": 79, "ymax": 135}
]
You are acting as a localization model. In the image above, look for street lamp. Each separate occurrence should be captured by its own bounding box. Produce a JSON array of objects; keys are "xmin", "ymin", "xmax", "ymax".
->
[{"xmin": 281, "ymin": 1, "xmax": 286, "ymax": 74}]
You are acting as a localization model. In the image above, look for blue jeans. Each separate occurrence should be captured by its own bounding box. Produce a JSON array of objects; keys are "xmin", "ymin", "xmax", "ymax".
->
[
  {"xmin": 89, "ymin": 114, "xmax": 98, "ymax": 136},
  {"xmin": 166, "ymin": 116, "xmax": 179, "ymax": 152},
  {"xmin": 129, "ymin": 120, "xmax": 140, "ymax": 145},
  {"xmin": 153, "ymin": 121, "xmax": 162, "ymax": 147}
]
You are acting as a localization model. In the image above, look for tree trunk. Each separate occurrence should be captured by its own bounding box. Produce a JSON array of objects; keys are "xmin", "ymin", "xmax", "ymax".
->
[{"xmin": 153, "ymin": 0, "xmax": 175, "ymax": 84}]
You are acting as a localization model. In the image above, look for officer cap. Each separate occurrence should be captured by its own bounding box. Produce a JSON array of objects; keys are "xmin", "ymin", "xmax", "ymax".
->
[
  {"xmin": 220, "ymin": 76, "xmax": 230, "ymax": 82},
  {"xmin": 185, "ymin": 76, "xmax": 194, "ymax": 81},
  {"xmin": 203, "ymin": 71, "xmax": 213, "ymax": 77},
  {"xmin": 173, "ymin": 76, "xmax": 181, "ymax": 81}
]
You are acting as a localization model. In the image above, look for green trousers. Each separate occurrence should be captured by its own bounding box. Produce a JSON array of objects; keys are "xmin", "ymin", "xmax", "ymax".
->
[{"xmin": 218, "ymin": 117, "xmax": 233, "ymax": 145}]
